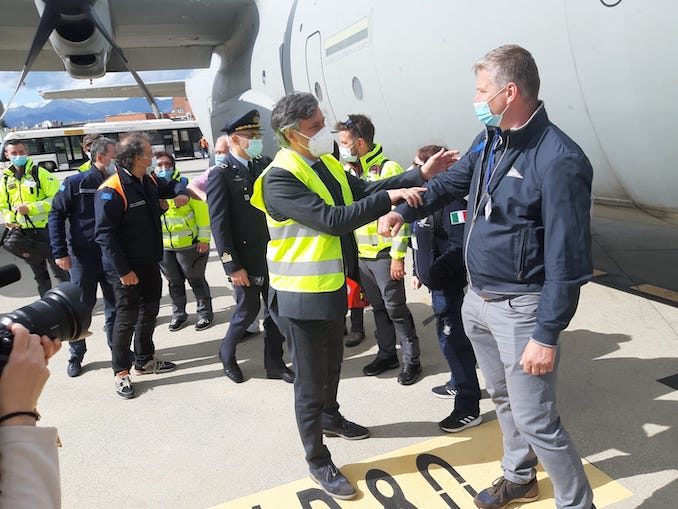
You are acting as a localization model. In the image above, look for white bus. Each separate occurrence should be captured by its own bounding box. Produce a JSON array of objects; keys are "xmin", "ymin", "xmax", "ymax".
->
[{"xmin": 0, "ymin": 119, "xmax": 203, "ymax": 171}]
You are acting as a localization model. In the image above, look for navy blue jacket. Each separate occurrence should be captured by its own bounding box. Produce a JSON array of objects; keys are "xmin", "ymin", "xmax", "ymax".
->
[
  {"xmin": 94, "ymin": 168, "xmax": 187, "ymax": 277},
  {"xmin": 396, "ymin": 104, "xmax": 593, "ymax": 345},
  {"xmin": 49, "ymin": 167, "xmax": 110, "ymax": 261},
  {"xmin": 412, "ymin": 197, "xmax": 468, "ymax": 291}
]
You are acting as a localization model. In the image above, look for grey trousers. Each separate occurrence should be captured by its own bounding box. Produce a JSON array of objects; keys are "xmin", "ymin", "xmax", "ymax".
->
[
  {"xmin": 159, "ymin": 247, "xmax": 213, "ymax": 320},
  {"xmin": 359, "ymin": 257, "xmax": 420, "ymax": 364},
  {"xmin": 462, "ymin": 290, "xmax": 593, "ymax": 509}
]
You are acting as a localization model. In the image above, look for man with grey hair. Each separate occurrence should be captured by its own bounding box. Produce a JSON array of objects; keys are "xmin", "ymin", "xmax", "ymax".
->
[
  {"xmin": 49, "ymin": 136, "xmax": 119, "ymax": 377},
  {"xmin": 379, "ymin": 45, "xmax": 595, "ymax": 509},
  {"xmin": 250, "ymin": 91, "xmax": 456, "ymax": 500}
]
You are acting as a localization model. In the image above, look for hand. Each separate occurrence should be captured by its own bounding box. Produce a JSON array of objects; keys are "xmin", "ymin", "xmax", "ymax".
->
[
  {"xmin": 390, "ymin": 258, "xmax": 406, "ymax": 281},
  {"xmin": 55, "ymin": 256, "xmax": 71, "ymax": 271},
  {"xmin": 411, "ymin": 275, "xmax": 422, "ymax": 290},
  {"xmin": 229, "ymin": 268, "xmax": 250, "ymax": 287},
  {"xmin": 119, "ymin": 271, "xmax": 139, "ymax": 286},
  {"xmin": 378, "ymin": 211, "xmax": 405, "ymax": 238},
  {"xmin": 158, "ymin": 199, "xmax": 169, "ymax": 211},
  {"xmin": 519, "ymin": 339, "xmax": 557, "ymax": 376},
  {"xmin": 196, "ymin": 242, "xmax": 210, "ymax": 254},
  {"xmin": 0, "ymin": 324, "xmax": 61, "ymax": 426},
  {"xmin": 420, "ymin": 149, "xmax": 460, "ymax": 180},
  {"xmin": 386, "ymin": 187, "xmax": 426, "ymax": 208},
  {"xmin": 174, "ymin": 195, "xmax": 189, "ymax": 208},
  {"xmin": 14, "ymin": 204, "xmax": 29, "ymax": 216}
]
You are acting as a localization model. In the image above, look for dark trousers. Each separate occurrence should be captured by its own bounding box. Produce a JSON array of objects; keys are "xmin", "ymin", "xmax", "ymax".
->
[
  {"xmin": 359, "ymin": 257, "xmax": 420, "ymax": 364},
  {"xmin": 107, "ymin": 263, "xmax": 161, "ymax": 374},
  {"xmin": 431, "ymin": 288, "xmax": 481, "ymax": 414},
  {"xmin": 348, "ymin": 307, "xmax": 364, "ymax": 334},
  {"xmin": 24, "ymin": 229, "xmax": 69, "ymax": 297},
  {"xmin": 159, "ymin": 247, "xmax": 213, "ymax": 320},
  {"xmin": 68, "ymin": 253, "xmax": 116, "ymax": 361},
  {"xmin": 219, "ymin": 279, "xmax": 285, "ymax": 371},
  {"xmin": 273, "ymin": 309, "xmax": 344, "ymax": 469}
]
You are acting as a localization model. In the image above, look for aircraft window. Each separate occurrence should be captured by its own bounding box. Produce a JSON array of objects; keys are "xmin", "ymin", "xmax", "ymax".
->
[
  {"xmin": 262, "ymin": 70, "xmax": 267, "ymax": 85},
  {"xmin": 299, "ymin": 23, "xmax": 303, "ymax": 32},
  {"xmin": 314, "ymin": 82, "xmax": 323, "ymax": 101},
  {"xmin": 352, "ymin": 77, "xmax": 364, "ymax": 100}
]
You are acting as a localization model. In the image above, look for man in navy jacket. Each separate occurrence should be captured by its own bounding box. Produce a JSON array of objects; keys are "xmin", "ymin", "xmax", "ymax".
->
[{"xmin": 379, "ymin": 45, "xmax": 595, "ymax": 509}]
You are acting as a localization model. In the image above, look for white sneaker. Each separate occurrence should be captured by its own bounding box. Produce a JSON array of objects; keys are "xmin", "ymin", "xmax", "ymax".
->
[
  {"xmin": 114, "ymin": 372, "xmax": 135, "ymax": 399},
  {"xmin": 246, "ymin": 321, "xmax": 261, "ymax": 334},
  {"xmin": 131, "ymin": 358, "xmax": 177, "ymax": 375}
]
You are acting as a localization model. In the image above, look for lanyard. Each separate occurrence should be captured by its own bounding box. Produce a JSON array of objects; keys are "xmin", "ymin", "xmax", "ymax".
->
[{"xmin": 484, "ymin": 135, "xmax": 501, "ymax": 193}]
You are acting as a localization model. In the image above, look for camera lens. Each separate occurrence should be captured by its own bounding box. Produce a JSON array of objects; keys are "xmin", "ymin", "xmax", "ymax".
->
[{"xmin": 2, "ymin": 282, "xmax": 91, "ymax": 341}]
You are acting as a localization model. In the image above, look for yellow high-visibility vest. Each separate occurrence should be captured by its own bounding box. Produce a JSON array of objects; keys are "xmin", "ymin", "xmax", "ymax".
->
[
  {"xmin": 251, "ymin": 148, "xmax": 352, "ymax": 293},
  {"xmin": 0, "ymin": 159, "xmax": 60, "ymax": 229}
]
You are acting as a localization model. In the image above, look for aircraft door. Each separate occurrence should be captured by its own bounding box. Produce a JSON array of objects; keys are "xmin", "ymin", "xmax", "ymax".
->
[{"xmin": 305, "ymin": 32, "xmax": 337, "ymax": 125}]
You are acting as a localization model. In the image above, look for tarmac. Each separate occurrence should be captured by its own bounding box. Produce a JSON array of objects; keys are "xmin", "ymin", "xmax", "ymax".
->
[{"xmin": 0, "ymin": 158, "xmax": 676, "ymax": 508}]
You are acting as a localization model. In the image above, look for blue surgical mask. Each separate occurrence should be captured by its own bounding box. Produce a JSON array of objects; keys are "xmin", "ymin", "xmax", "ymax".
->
[
  {"xmin": 10, "ymin": 155, "xmax": 28, "ymax": 167},
  {"xmin": 105, "ymin": 159, "xmax": 117, "ymax": 175},
  {"xmin": 145, "ymin": 156, "xmax": 158, "ymax": 175},
  {"xmin": 215, "ymin": 153, "xmax": 227, "ymax": 166},
  {"xmin": 156, "ymin": 167, "xmax": 173, "ymax": 180},
  {"xmin": 473, "ymin": 86, "xmax": 509, "ymax": 127},
  {"xmin": 244, "ymin": 139, "xmax": 263, "ymax": 159}
]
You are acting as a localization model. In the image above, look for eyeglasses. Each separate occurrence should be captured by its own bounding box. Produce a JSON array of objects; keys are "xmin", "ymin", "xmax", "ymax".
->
[{"xmin": 344, "ymin": 117, "xmax": 365, "ymax": 141}]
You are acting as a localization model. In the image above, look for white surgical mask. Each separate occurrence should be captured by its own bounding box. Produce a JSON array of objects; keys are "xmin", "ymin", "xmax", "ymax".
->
[
  {"xmin": 84, "ymin": 150, "xmax": 91, "ymax": 160},
  {"xmin": 105, "ymin": 159, "xmax": 117, "ymax": 175},
  {"xmin": 214, "ymin": 153, "xmax": 227, "ymax": 166},
  {"xmin": 339, "ymin": 144, "xmax": 357, "ymax": 163},
  {"xmin": 296, "ymin": 127, "xmax": 334, "ymax": 158},
  {"xmin": 145, "ymin": 156, "xmax": 157, "ymax": 175}
]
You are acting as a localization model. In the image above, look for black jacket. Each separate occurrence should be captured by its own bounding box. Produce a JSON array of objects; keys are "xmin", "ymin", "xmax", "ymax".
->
[
  {"xmin": 262, "ymin": 157, "xmax": 425, "ymax": 320},
  {"xmin": 396, "ymin": 104, "xmax": 593, "ymax": 345},
  {"xmin": 49, "ymin": 167, "xmax": 109, "ymax": 261},
  {"xmin": 94, "ymin": 168, "xmax": 187, "ymax": 276},
  {"xmin": 206, "ymin": 153, "xmax": 272, "ymax": 277}
]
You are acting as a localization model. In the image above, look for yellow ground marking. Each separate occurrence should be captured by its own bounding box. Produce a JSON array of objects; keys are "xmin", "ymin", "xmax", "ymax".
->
[
  {"xmin": 213, "ymin": 420, "xmax": 632, "ymax": 508},
  {"xmin": 631, "ymin": 284, "xmax": 678, "ymax": 303}
]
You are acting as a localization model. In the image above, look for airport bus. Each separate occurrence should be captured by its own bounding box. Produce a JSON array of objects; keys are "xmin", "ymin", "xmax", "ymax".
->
[{"xmin": 0, "ymin": 119, "xmax": 203, "ymax": 171}]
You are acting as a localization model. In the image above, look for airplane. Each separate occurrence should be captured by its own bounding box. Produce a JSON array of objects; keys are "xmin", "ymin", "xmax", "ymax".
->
[{"xmin": 0, "ymin": 0, "xmax": 675, "ymax": 224}]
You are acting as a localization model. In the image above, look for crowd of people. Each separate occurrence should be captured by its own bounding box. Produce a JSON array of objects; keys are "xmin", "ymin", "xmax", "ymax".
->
[{"xmin": 0, "ymin": 44, "xmax": 597, "ymax": 508}]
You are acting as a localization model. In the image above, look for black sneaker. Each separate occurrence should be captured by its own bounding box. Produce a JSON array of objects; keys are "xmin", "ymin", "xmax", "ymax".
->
[
  {"xmin": 323, "ymin": 416, "xmax": 370, "ymax": 440},
  {"xmin": 168, "ymin": 316, "xmax": 188, "ymax": 332},
  {"xmin": 344, "ymin": 331, "xmax": 365, "ymax": 347},
  {"xmin": 397, "ymin": 362, "xmax": 422, "ymax": 385},
  {"xmin": 474, "ymin": 476, "xmax": 539, "ymax": 509},
  {"xmin": 67, "ymin": 358, "xmax": 82, "ymax": 377},
  {"xmin": 309, "ymin": 463, "xmax": 356, "ymax": 500},
  {"xmin": 114, "ymin": 372, "xmax": 135, "ymax": 400},
  {"xmin": 431, "ymin": 384, "xmax": 458, "ymax": 399},
  {"xmin": 363, "ymin": 355, "xmax": 399, "ymax": 376},
  {"xmin": 439, "ymin": 410, "xmax": 482, "ymax": 433},
  {"xmin": 195, "ymin": 317, "xmax": 212, "ymax": 331},
  {"xmin": 131, "ymin": 358, "xmax": 177, "ymax": 375}
]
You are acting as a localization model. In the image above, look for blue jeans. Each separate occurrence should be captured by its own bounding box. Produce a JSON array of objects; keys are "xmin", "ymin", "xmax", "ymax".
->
[
  {"xmin": 431, "ymin": 288, "xmax": 481, "ymax": 414},
  {"xmin": 68, "ymin": 254, "xmax": 116, "ymax": 361}
]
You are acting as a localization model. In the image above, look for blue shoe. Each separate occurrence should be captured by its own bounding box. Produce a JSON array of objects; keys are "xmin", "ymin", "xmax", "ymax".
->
[
  {"xmin": 67, "ymin": 358, "xmax": 82, "ymax": 378},
  {"xmin": 309, "ymin": 463, "xmax": 356, "ymax": 500},
  {"xmin": 474, "ymin": 477, "xmax": 539, "ymax": 509}
]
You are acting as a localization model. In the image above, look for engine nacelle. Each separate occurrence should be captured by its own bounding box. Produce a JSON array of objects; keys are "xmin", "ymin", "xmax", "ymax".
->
[{"xmin": 34, "ymin": 0, "xmax": 112, "ymax": 79}]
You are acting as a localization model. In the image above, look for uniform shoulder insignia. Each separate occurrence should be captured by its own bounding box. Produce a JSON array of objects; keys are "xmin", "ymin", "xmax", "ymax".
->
[{"xmin": 100, "ymin": 191, "xmax": 113, "ymax": 201}]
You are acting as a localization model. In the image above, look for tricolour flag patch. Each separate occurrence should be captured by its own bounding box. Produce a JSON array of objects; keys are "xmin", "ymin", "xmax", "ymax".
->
[{"xmin": 450, "ymin": 210, "xmax": 467, "ymax": 225}]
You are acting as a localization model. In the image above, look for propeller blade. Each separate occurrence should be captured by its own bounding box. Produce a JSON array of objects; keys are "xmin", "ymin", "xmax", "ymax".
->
[
  {"xmin": 83, "ymin": 3, "xmax": 161, "ymax": 118},
  {"xmin": 0, "ymin": 0, "xmax": 61, "ymax": 122}
]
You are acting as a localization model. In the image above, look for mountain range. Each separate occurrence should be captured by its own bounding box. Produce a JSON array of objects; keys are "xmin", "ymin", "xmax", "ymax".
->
[{"xmin": 4, "ymin": 98, "xmax": 174, "ymax": 128}]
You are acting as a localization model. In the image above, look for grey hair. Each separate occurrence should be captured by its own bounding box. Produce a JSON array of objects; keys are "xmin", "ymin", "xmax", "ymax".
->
[
  {"xmin": 215, "ymin": 134, "xmax": 230, "ymax": 147},
  {"xmin": 473, "ymin": 44, "xmax": 540, "ymax": 102},
  {"xmin": 271, "ymin": 91, "xmax": 318, "ymax": 147},
  {"xmin": 90, "ymin": 137, "xmax": 116, "ymax": 163},
  {"xmin": 117, "ymin": 132, "xmax": 150, "ymax": 170}
]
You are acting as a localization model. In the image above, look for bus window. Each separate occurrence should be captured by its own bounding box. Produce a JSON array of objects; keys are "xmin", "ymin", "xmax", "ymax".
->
[
  {"xmin": 69, "ymin": 136, "xmax": 83, "ymax": 160},
  {"xmin": 53, "ymin": 137, "xmax": 69, "ymax": 166}
]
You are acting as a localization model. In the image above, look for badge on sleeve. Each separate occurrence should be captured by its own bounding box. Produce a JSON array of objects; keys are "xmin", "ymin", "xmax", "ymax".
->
[
  {"xmin": 100, "ymin": 192, "xmax": 113, "ymax": 201},
  {"xmin": 449, "ymin": 210, "xmax": 467, "ymax": 225},
  {"xmin": 221, "ymin": 252, "xmax": 232, "ymax": 263}
]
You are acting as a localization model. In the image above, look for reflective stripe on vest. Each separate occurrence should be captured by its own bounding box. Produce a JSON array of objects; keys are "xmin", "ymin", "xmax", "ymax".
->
[{"xmin": 251, "ymin": 148, "xmax": 352, "ymax": 293}]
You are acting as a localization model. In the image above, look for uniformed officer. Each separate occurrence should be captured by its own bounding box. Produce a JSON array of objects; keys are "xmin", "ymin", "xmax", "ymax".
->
[
  {"xmin": 1, "ymin": 139, "xmax": 69, "ymax": 297},
  {"xmin": 250, "ymin": 91, "xmax": 455, "ymax": 500},
  {"xmin": 335, "ymin": 114, "xmax": 422, "ymax": 385},
  {"xmin": 409, "ymin": 144, "xmax": 482, "ymax": 432},
  {"xmin": 78, "ymin": 134, "xmax": 102, "ymax": 172},
  {"xmin": 206, "ymin": 110, "xmax": 294, "ymax": 384},
  {"xmin": 95, "ymin": 132, "xmax": 189, "ymax": 400},
  {"xmin": 154, "ymin": 151, "xmax": 213, "ymax": 332},
  {"xmin": 49, "ymin": 137, "xmax": 119, "ymax": 377}
]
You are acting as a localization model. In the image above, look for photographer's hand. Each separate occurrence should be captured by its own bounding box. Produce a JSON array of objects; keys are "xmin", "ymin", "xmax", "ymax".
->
[{"xmin": 0, "ymin": 324, "xmax": 61, "ymax": 426}]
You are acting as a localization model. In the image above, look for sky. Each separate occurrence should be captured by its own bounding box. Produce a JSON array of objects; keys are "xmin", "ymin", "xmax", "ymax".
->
[{"xmin": 0, "ymin": 69, "xmax": 195, "ymax": 108}]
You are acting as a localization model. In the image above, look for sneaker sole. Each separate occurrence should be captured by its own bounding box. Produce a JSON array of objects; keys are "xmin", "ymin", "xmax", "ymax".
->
[
  {"xmin": 131, "ymin": 366, "xmax": 177, "ymax": 376},
  {"xmin": 322, "ymin": 430, "xmax": 371, "ymax": 440},
  {"xmin": 115, "ymin": 389, "xmax": 135, "ymax": 400},
  {"xmin": 169, "ymin": 321, "xmax": 188, "ymax": 332},
  {"xmin": 431, "ymin": 389, "xmax": 456, "ymax": 399},
  {"xmin": 309, "ymin": 473, "xmax": 357, "ymax": 500},
  {"xmin": 440, "ymin": 415, "xmax": 483, "ymax": 433},
  {"xmin": 398, "ymin": 372, "xmax": 422, "ymax": 386}
]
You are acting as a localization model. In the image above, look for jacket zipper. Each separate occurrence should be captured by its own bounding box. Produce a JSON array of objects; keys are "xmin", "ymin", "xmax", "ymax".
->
[{"xmin": 517, "ymin": 228, "xmax": 528, "ymax": 280}]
